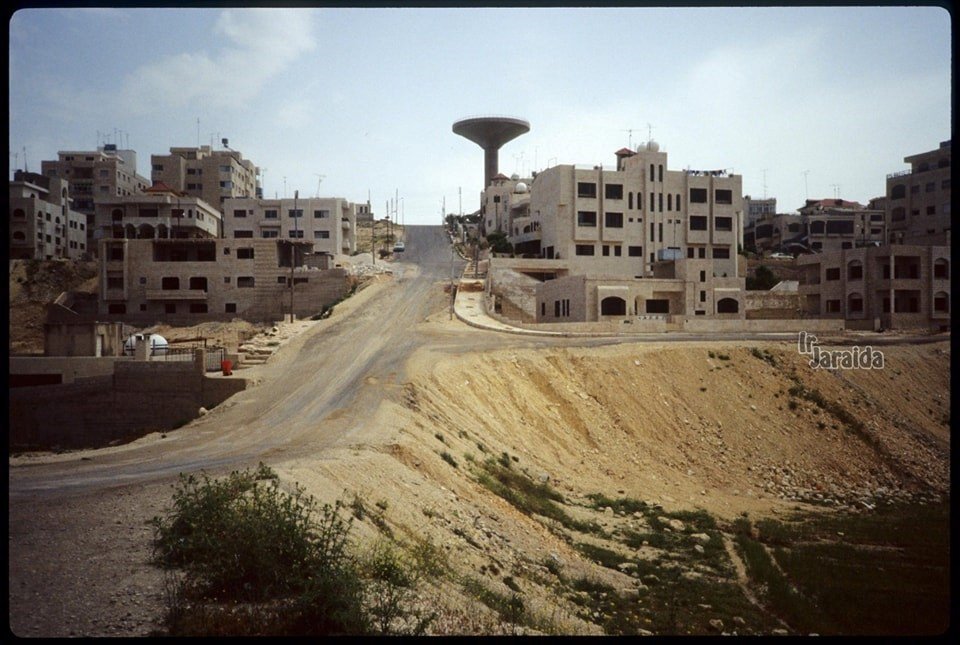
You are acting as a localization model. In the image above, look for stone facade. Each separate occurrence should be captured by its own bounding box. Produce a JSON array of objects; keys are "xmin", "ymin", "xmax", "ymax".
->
[
  {"xmin": 93, "ymin": 184, "xmax": 222, "ymax": 242},
  {"xmin": 150, "ymin": 145, "xmax": 259, "ymax": 212},
  {"xmin": 97, "ymin": 237, "xmax": 350, "ymax": 324},
  {"xmin": 746, "ymin": 200, "xmax": 885, "ymax": 255},
  {"xmin": 40, "ymin": 145, "xmax": 150, "ymax": 253},
  {"xmin": 797, "ymin": 244, "xmax": 950, "ymax": 330},
  {"xmin": 885, "ymin": 140, "xmax": 951, "ymax": 246},
  {"xmin": 9, "ymin": 171, "xmax": 89, "ymax": 260},
  {"xmin": 221, "ymin": 196, "xmax": 358, "ymax": 256}
]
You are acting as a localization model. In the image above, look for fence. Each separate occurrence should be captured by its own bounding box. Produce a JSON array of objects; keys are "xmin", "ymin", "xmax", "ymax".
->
[{"xmin": 153, "ymin": 346, "xmax": 226, "ymax": 371}]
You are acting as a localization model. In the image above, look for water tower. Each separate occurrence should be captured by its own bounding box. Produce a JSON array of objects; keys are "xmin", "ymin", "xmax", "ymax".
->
[{"xmin": 452, "ymin": 116, "xmax": 530, "ymax": 189}]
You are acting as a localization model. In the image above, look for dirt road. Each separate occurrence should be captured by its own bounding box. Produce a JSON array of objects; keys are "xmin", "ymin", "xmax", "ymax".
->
[{"xmin": 8, "ymin": 226, "xmax": 950, "ymax": 636}]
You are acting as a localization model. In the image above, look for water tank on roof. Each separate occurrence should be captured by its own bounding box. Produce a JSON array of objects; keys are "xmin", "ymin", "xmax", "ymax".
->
[
  {"xmin": 647, "ymin": 140, "xmax": 660, "ymax": 152},
  {"xmin": 510, "ymin": 173, "xmax": 520, "ymax": 181},
  {"xmin": 514, "ymin": 182, "xmax": 528, "ymax": 193}
]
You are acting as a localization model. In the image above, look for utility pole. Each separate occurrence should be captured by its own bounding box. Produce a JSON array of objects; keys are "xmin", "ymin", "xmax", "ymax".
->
[
  {"xmin": 450, "ymin": 242, "xmax": 456, "ymax": 320},
  {"xmin": 289, "ymin": 190, "xmax": 298, "ymax": 323}
]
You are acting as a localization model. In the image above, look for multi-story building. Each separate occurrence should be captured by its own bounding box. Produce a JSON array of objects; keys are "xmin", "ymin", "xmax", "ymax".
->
[
  {"xmin": 745, "ymin": 199, "xmax": 885, "ymax": 255},
  {"xmin": 480, "ymin": 173, "xmax": 533, "ymax": 236},
  {"xmin": 509, "ymin": 140, "xmax": 743, "ymax": 279},
  {"xmin": 743, "ymin": 195, "xmax": 776, "ymax": 227},
  {"xmin": 885, "ymin": 140, "xmax": 951, "ymax": 246},
  {"xmin": 150, "ymin": 145, "xmax": 259, "ymax": 213},
  {"xmin": 221, "ymin": 196, "xmax": 358, "ymax": 256},
  {"xmin": 40, "ymin": 144, "xmax": 150, "ymax": 252},
  {"xmin": 797, "ymin": 244, "xmax": 950, "ymax": 330},
  {"xmin": 96, "ymin": 237, "xmax": 349, "ymax": 324},
  {"xmin": 93, "ymin": 182, "xmax": 222, "ymax": 241},
  {"xmin": 9, "ymin": 171, "xmax": 89, "ymax": 260}
]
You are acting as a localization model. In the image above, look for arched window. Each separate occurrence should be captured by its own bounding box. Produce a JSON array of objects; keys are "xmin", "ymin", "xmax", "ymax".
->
[
  {"xmin": 847, "ymin": 259, "xmax": 863, "ymax": 280},
  {"xmin": 891, "ymin": 184, "xmax": 906, "ymax": 199},
  {"xmin": 600, "ymin": 296, "xmax": 627, "ymax": 316},
  {"xmin": 13, "ymin": 231, "xmax": 26, "ymax": 241},
  {"xmin": 13, "ymin": 208, "xmax": 26, "ymax": 218},
  {"xmin": 717, "ymin": 298, "xmax": 739, "ymax": 314},
  {"xmin": 934, "ymin": 258, "xmax": 949, "ymax": 279},
  {"xmin": 933, "ymin": 291, "xmax": 949, "ymax": 313}
]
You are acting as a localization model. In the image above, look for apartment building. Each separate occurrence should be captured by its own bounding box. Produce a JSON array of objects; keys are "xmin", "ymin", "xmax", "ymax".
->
[
  {"xmin": 745, "ymin": 200, "xmax": 885, "ymax": 255},
  {"xmin": 151, "ymin": 145, "xmax": 259, "ymax": 212},
  {"xmin": 885, "ymin": 140, "xmax": 951, "ymax": 246},
  {"xmin": 743, "ymin": 195, "xmax": 776, "ymax": 227},
  {"xmin": 221, "ymin": 196, "xmax": 358, "ymax": 256},
  {"xmin": 511, "ymin": 140, "xmax": 743, "ymax": 279},
  {"xmin": 93, "ymin": 182, "xmax": 222, "ymax": 242},
  {"xmin": 481, "ymin": 173, "xmax": 532, "ymax": 236},
  {"xmin": 9, "ymin": 171, "xmax": 88, "ymax": 260},
  {"xmin": 96, "ymin": 237, "xmax": 349, "ymax": 324},
  {"xmin": 797, "ymin": 244, "xmax": 950, "ymax": 330},
  {"xmin": 40, "ymin": 144, "xmax": 150, "ymax": 252}
]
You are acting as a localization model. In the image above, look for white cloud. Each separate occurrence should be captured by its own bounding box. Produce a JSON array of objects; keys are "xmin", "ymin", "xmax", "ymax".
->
[{"xmin": 120, "ymin": 9, "xmax": 316, "ymax": 115}]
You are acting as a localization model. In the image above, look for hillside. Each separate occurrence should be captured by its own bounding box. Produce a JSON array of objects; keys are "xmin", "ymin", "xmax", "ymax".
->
[{"xmin": 8, "ymin": 259, "xmax": 99, "ymax": 355}]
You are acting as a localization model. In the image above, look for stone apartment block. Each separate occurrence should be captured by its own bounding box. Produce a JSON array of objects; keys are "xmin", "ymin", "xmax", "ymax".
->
[
  {"xmin": 509, "ymin": 141, "xmax": 743, "ymax": 280},
  {"xmin": 93, "ymin": 183, "xmax": 222, "ymax": 242},
  {"xmin": 797, "ymin": 244, "xmax": 950, "ymax": 330},
  {"xmin": 96, "ymin": 237, "xmax": 349, "ymax": 324},
  {"xmin": 743, "ymin": 195, "xmax": 776, "ymax": 227},
  {"xmin": 481, "ymin": 173, "xmax": 532, "ymax": 236},
  {"xmin": 746, "ymin": 200, "xmax": 885, "ymax": 255},
  {"xmin": 40, "ymin": 145, "xmax": 150, "ymax": 253},
  {"xmin": 885, "ymin": 140, "xmax": 951, "ymax": 246},
  {"xmin": 222, "ymin": 196, "xmax": 358, "ymax": 256},
  {"xmin": 151, "ymin": 145, "xmax": 259, "ymax": 212},
  {"xmin": 9, "ymin": 171, "xmax": 88, "ymax": 260}
]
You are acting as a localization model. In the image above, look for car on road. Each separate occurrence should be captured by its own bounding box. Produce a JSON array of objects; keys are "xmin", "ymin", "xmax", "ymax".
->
[
  {"xmin": 393, "ymin": 241, "xmax": 405, "ymax": 253},
  {"xmin": 769, "ymin": 252, "xmax": 792, "ymax": 260}
]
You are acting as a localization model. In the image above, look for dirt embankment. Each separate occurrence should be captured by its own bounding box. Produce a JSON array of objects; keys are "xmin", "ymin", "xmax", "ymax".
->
[
  {"xmin": 275, "ymin": 339, "xmax": 949, "ymax": 633},
  {"xmin": 9, "ymin": 259, "xmax": 99, "ymax": 354}
]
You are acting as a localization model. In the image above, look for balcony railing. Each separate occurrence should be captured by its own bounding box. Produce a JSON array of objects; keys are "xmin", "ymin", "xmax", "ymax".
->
[{"xmin": 145, "ymin": 288, "xmax": 208, "ymax": 301}]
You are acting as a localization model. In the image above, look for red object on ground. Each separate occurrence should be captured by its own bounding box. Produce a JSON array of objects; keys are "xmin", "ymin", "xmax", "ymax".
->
[{"xmin": 221, "ymin": 360, "xmax": 233, "ymax": 376}]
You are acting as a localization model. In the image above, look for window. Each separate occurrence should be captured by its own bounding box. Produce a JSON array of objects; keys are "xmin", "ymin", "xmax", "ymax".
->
[
  {"xmin": 650, "ymin": 223, "xmax": 655, "ymax": 241},
  {"xmin": 848, "ymin": 262, "xmax": 863, "ymax": 280},
  {"xmin": 602, "ymin": 245, "xmax": 610, "ymax": 257},
  {"xmin": 233, "ymin": 230, "xmax": 254, "ymax": 238},
  {"xmin": 278, "ymin": 276, "xmax": 288, "ymax": 284},
  {"xmin": 289, "ymin": 230, "xmax": 304, "ymax": 238},
  {"xmin": 265, "ymin": 209, "xmax": 278, "ymax": 219},
  {"xmin": 690, "ymin": 216, "xmax": 707, "ymax": 231},
  {"xmin": 189, "ymin": 303, "xmax": 208, "ymax": 314},
  {"xmin": 233, "ymin": 209, "xmax": 247, "ymax": 218},
  {"xmin": 554, "ymin": 301, "xmax": 560, "ymax": 317},
  {"xmin": 667, "ymin": 194, "xmax": 672, "ymax": 211},
  {"xmin": 690, "ymin": 188, "xmax": 707, "ymax": 203},
  {"xmin": 314, "ymin": 230, "xmax": 330, "ymax": 239},
  {"xmin": 187, "ymin": 168, "xmax": 196, "ymax": 175},
  {"xmin": 927, "ymin": 205, "xmax": 936, "ymax": 215},
  {"xmin": 934, "ymin": 293, "xmax": 949, "ymax": 313},
  {"xmin": 659, "ymin": 193, "xmax": 663, "ymax": 212},
  {"xmin": 715, "ymin": 216, "xmax": 732, "ymax": 231},
  {"xmin": 700, "ymin": 290, "xmax": 706, "ymax": 303},
  {"xmin": 237, "ymin": 277, "xmax": 255, "ymax": 288},
  {"xmin": 676, "ymin": 194, "xmax": 681, "ymax": 210},
  {"xmin": 636, "ymin": 192, "xmax": 642, "ymax": 211},
  {"xmin": 106, "ymin": 276, "xmax": 124, "ymax": 289},
  {"xmin": 825, "ymin": 267, "xmax": 840, "ymax": 281},
  {"xmin": 848, "ymin": 294, "xmax": 863, "ymax": 313},
  {"xmin": 288, "ymin": 209, "xmax": 303, "ymax": 218},
  {"xmin": 715, "ymin": 189, "xmax": 732, "ymax": 204},
  {"xmin": 614, "ymin": 245, "xmax": 622, "ymax": 257},
  {"xmin": 575, "ymin": 244, "xmax": 595, "ymax": 256},
  {"xmin": 577, "ymin": 182, "xmax": 597, "ymax": 198},
  {"xmin": 825, "ymin": 300, "xmax": 841, "ymax": 313},
  {"xmin": 628, "ymin": 193, "xmax": 633, "ymax": 209},
  {"xmin": 262, "ymin": 230, "xmax": 279, "ymax": 238},
  {"xmin": 314, "ymin": 210, "xmax": 330, "ymax": 218},
  {"xmin": 934, "ymin": 259, "xmax": 949, "ymax": 279},
  {"xmin": 649, "ymin": 164, "xmax": 655, "ymax": 181},
  {"xmin": 225, "ymin": 303, "xmax": 237, "ymax": 313},
  {"xmin": 224, "ymin": 276, "xmax": 231, "ymax": 283},
  {"xmin": 659, "ymin": 223, "xmax": 663, "ymax": 240},
  {"xmin": 108, "ymin": 303, "xmax": 126, "ymax": 314},
  {"xmin": 712, "ymin": 247, "xmax": 730, "ymax": 259},
  {"xmin": 699, "ymin": 270, "xmax": 706, "ymax": 282},
  {"xmin": 152, "ymin": 164, "xmax": 164, "ymax": 171},
  {"xmin": 237, "ymin": 248, "xmax": 255, "ymax": 259},
  {"xmin": 605, "ymin": 212, "xmax": 624, "ymax": 228},
  {"xmin": 577, "ymin": 211, "xmax": 597, "ymax": 227},
  {"xmin": 687, "ymin": 247, "xmax": 694, "ymax": 259},
  {"xmin": 604, "ymin": 184, "xmax": 623, "ymax": 199},
  {"xmin": 646, "ymin": 299, "xmax": 669, "ymax": 314},
  {"xmin": 219, "ymin": 165, "xmax": 232, "ymax": 173},
  {"xmin": 219, "ymin": 181, "xmax": 233, "ymax": 189},
  {"xmin": 139, "ymin": 207, "xmax": 159, "ymax": 218},
  {"xmin": 926, "ymin": 182, "xmax": 935, "ymax": 193},
  {"xmin": 910, "ymin": 184, "xmax": 920, "ymax": 194},
  {"xmin": 628, "ymin": 246, "xmax": 643, "ymax": 257}
]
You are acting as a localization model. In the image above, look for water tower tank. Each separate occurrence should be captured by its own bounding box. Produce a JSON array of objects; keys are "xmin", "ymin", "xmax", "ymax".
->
[{"xmin": 452, "ymin": 116, "xmax": 530, "ymax": 189}]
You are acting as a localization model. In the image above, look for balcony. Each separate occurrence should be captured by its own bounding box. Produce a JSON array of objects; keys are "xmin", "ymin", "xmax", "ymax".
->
[
  {"xmin": 341, "ymin": 219, "xmax": 350, "ymax": 229},
  {"xmin": 145, "ymin": 289, "xmax": 208, "ymax": 301}
]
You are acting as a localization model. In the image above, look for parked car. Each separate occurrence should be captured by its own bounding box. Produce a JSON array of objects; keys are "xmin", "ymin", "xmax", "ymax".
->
[
  {"xmin": 769, "ymin": 252, "xmax": 792, "ymax": 260},
  {"xmin": 393, "ymin": 241, "xmax": 405, "ymax": 253}
]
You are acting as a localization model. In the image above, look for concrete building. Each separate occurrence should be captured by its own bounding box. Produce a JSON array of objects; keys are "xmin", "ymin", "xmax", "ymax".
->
[
  {"xmin": 221, "ymin": 196, "xmax": 358, "ymax": 256},
  {"xmin": 743, "ymin": 195, "xmax": 776, "ymax": 227},
  {"xmin": 9, "ymin": 171, "xmax": 89, "ymax": 260},
  {"xmin": 150, "ymin": 144, "xmax": 259, "ymax": 212},
  {"xmin": 885, "ymin": 140, "xmax": 951, "ymax": 246},
  {"xmin": 40, "ymin": 144, "xmax": 150, "ymax": 252},
  {"xmin": 745, "ymin": 199, "xmax": 885, "ymax": 255},
  {"xmin": 94, "ymin": 182, "xmax": 222, "ymax": 242},
  {"xmin": 508, "ymin": 140, "xmax": 743, "ymax": 280},
  {"xmin": 797, "ymin": 244, "xmax": 950, "ymax": 330},
  {"xmin": 96, "ymin": 237, "xmax": 350, "ymax": 324},
  {"xmin": 481, "ymin": 173, "xmax": 532, "ymax": 237}
]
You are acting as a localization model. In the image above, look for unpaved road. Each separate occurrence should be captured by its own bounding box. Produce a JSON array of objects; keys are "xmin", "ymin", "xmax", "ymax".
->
[{"xmin": 8, "ymin": 225, "xmax": 949, "ymax": 637}]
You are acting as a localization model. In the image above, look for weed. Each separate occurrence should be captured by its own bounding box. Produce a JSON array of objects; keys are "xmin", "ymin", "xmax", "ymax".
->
[
  {"xmin": 440, "ymin": 451, "xmax": 458, "ymax": 468},
  {"xmin": 434, "ymin": 433, "xmax": 445, "ymax": 443}
]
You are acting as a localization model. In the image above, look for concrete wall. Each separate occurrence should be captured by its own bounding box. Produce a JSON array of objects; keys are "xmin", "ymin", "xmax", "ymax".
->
[
  {"xmin": 10, "ymin": 355, "xmax": 131, "ymax": 384},
  {"xmin": 9, "ymin": 356, "xmax": 247, "ymax": 451}
]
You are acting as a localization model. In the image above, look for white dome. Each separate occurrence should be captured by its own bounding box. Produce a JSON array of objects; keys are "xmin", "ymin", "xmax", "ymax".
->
[
  {"xmin": 510, "ymin": 173, "xmax": 520, "ymax": 181},
  {"xmin": 647, "ymin": 139, "xmax": 660, "ymax": 152},
  {"xmin": 514, "ymin": 182, "xmax": 528, "ymax": 193},
  {"xmin": 124, "ymin": 333, "xmax": 169, "ymax": 355}
]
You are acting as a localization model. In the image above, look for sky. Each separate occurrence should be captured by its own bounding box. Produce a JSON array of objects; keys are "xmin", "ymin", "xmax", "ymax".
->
[{"xmin": 8, "ymin": 5, "xmax": 952, "ymax": 224}]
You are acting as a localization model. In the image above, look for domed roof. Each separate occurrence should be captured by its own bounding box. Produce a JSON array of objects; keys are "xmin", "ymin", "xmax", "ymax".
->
[
  {"xmin": 646, "ymin": 139, "xmax": 660, "ymax": 152},
  {"xmin": 123, "ymin": 333, "xmax": 169, "ymax": 355},
  {"xmin": 510, "ymin": 173, "xmax": 520, "ymax": 181},
  {"xmin": 514, "ymin": 182, "xmax": 528, "ymax": 193}
]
